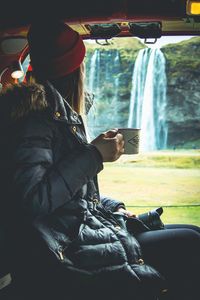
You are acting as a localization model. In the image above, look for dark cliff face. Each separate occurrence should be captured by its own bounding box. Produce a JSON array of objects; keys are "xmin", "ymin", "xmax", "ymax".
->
[{"xmin": 162, "ymin": 37, "xmax": 200, "ymax": 148}]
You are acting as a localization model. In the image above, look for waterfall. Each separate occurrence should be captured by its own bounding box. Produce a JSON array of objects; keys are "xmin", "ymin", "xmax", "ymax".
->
[
  {"xmin": 111, "ymin": 51, "xmax": 120, "ymax": 120},
  {"xmin": 86, "ymin": 49, "xmax": 121, "ymax": 138},
  {"xmin": 86, "ymin": 49, "xmax": 100, "ymax": 138},
  {"xmin": 128, "ymin": 48, "xmax": 168, "ymax": 151},
  {"xmin": 88, "ymin": 49, "xmax": 100, "ymax": 93}
]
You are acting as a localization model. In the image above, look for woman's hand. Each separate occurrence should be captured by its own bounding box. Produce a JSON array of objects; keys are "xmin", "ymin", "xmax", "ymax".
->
[
  {"xmin": 116, "ymin": 207, "xmax": 137, "ymax": 218},
  {"xmin": 91, "ymin": 128, "xmax": 124, "ymax": 162}
]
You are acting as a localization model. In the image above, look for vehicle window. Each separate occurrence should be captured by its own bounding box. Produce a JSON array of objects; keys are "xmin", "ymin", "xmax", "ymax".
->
[
  {"xmin": 21, "ymin": 36, "xmax": 200, "ymax": 225},
  {"xmin": 84, "ymin": 36, "xmax": 200, "ymax": 226},
  {"xmin": 20, "ymin": 54, "xmax": 30, "ymax": 82},
  {"xmin": 0, "ymin": 37, "xmax": 27, "ymax": 55}
]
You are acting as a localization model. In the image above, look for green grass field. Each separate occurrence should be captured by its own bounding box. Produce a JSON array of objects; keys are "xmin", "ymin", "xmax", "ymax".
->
[{"xmin": 98, "ymin": 150, "xmax": 200, "ymax": 226}]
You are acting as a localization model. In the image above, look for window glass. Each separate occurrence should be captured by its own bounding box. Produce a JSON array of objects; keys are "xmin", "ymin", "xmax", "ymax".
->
[
  {"xmin": 85, "ymin": 36, "xmax": 200, "ymax": 226},
  {"xmin": 20, "ymin": 54, "xmax": 30, "ymax": 82},
  {"xmin": 1, "ymin": 37, "xmax": 27, "ymax": 55}
]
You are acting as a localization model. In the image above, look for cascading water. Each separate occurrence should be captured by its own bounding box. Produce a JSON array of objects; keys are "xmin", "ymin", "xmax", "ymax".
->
[
  {"xmin": 86, "ymin": 49, "xmax": 121, "ymax": 138},
  {"xmin": 86, "ymin": 49, "xmax": 100, "ymax": 138},
  {"xmin": 110, "ymin": 51, "xmax": 120, "ymax": 121},
  {"xmin": 128, "ymin": 48, "xmax": 168, "ymax": 151},
  {"xmin": 88, "ymin": 49, "xmax": 100, "ymax": 92}
]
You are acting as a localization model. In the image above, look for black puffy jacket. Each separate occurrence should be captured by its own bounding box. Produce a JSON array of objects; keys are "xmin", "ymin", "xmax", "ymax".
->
[{"xmin": 0, "ymin": 81, "xmax": 166, "ymax": 299}]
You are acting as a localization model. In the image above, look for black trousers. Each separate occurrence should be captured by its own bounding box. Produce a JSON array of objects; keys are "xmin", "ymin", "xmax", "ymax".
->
[{"xmin": 136, "ymin": 224, "xmax": 200, "ymax": 300}]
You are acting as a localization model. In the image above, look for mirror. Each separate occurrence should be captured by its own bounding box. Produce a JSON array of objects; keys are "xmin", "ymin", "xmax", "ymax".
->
[{"xmin": 0, "ymin": 37, "xmax": 27, "ymax": 55}]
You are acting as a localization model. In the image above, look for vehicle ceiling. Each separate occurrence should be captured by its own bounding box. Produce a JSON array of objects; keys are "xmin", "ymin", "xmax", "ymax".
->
[{"xmin": 0, "ymin": 0, "xmax": 199, "ymax": 85}]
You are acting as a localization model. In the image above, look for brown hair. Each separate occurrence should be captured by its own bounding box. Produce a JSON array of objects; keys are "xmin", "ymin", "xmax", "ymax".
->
[{"xmin": 49, "ymin": 63, "xmax": 85, "ymax": 115}]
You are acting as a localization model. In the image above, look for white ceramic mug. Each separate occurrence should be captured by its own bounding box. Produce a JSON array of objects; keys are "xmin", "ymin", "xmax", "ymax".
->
[{"xmin": 118, "ymin": 128, "xmax": 141, "ymax": 154}]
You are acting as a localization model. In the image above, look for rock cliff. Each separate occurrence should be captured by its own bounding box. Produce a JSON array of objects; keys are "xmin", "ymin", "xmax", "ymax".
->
[{"xmin": 161, "ymin": 37, "xmax": 200, "ymax": 148}]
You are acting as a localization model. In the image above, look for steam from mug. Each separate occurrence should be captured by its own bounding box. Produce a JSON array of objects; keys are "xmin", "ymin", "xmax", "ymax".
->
[{"xmin": 118, "ymin": 128, "xmax": 141, "ymax": 154}]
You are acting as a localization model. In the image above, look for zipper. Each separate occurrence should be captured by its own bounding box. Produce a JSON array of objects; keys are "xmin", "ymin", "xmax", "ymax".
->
[{"xmin": 57, "ymin": 246, "xmax": 64, "ymax": 261}]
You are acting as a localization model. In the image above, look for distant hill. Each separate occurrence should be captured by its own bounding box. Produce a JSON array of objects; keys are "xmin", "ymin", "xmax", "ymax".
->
[{"xmin": 162, "ymin": 36, "xmax": 200, "ymax": 79}]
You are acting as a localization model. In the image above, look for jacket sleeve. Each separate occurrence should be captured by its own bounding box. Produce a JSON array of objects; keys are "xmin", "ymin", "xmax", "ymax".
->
[
  {"xmin": 12, "ymin": 115, "xmax": 103, "ymax": 220},
  {"xmin": 100, "ymin": 195, "xmax": 126, "ymax": 212}
]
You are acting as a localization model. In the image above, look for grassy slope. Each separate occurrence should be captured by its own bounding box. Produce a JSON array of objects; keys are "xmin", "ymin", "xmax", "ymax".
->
[
  {"xmin": 98, "ymin": 150, "xmax": 200, "ymax": 226},
  {"xmin": 161, "ymin": 36, "xmax": 200, "ymax": 77}
]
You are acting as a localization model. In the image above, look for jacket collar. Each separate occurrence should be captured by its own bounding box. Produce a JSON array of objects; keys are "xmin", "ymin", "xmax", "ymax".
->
[{"xmin": 45, "ymin": 81, "xmax": 82, "ymax": 125}]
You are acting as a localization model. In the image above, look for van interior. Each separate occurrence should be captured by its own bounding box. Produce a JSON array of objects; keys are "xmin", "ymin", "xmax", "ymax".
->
[{"xmin": 0, "ymin": 0, "xmax": 200, "ymax": 298}]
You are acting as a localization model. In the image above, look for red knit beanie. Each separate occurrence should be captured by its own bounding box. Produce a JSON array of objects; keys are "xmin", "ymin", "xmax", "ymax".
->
[{"xmin": 27, "ymin": 21, "xmax": 86, "ymax": 79}]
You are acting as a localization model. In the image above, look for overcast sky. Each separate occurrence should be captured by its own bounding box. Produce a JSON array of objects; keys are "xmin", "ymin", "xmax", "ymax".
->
[
  {"xmin": 85, "ymin": 36, "xmax": 195, "ymax": 48},
  {"xmin": 144, "ymin": 36, "xmax": 194, "ymax": 48}
]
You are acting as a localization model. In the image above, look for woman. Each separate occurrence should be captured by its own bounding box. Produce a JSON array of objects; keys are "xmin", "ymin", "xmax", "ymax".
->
[{"xmin": 1, "ymin": 21, "xmax": 199, "ymax": 300}]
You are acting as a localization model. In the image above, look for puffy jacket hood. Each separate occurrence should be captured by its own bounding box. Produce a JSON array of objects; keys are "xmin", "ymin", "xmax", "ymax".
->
[
  {"xmin": 0, "ymin": 81, "xmax": 93, "ymax": 127},
  {"xmin": 0, "ymin": 81, "xmax": 48, "ymax": 122}
]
